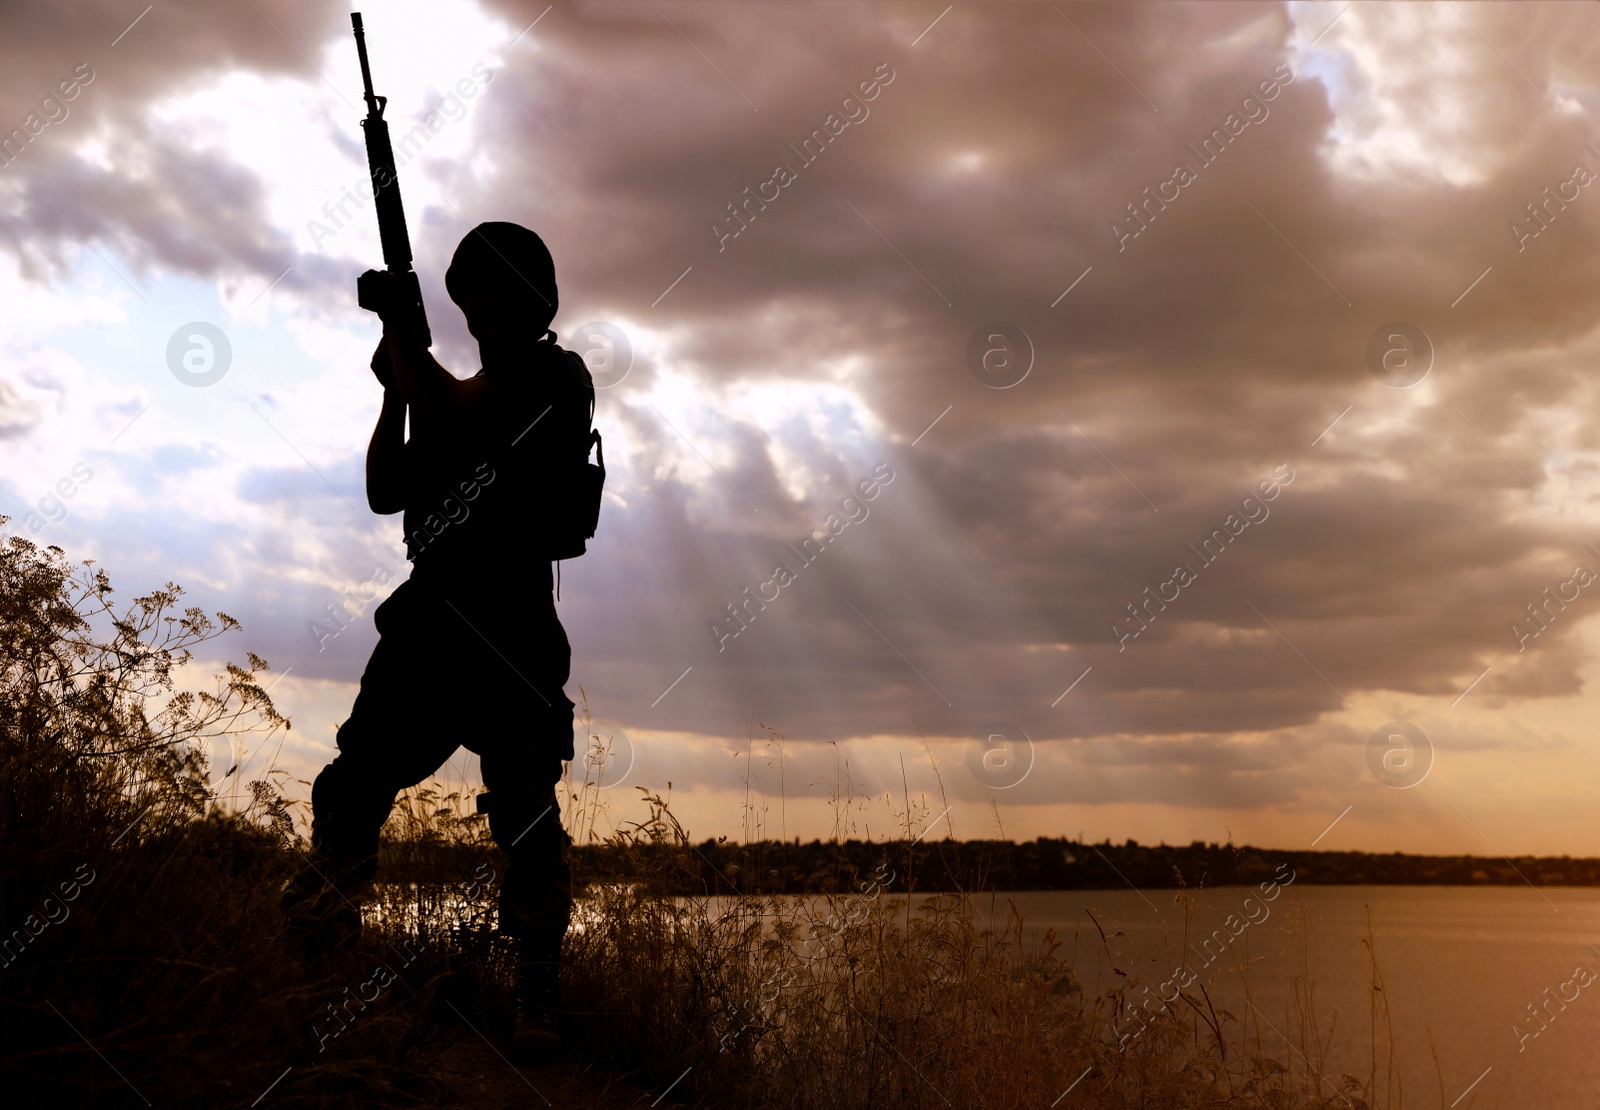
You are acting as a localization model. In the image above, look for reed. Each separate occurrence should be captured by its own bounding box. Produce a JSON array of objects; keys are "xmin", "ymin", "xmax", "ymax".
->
[{"xmin": 0, "ymin": 535, "xmax": 1382, "ymax": 1108}]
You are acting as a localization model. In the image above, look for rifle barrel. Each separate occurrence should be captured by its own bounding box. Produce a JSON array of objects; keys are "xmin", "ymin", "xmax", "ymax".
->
[
  {"xmin": 351, "ymin": 13, "xmax": 380, "ymax": 116},
  {"xmin": 350, "ymin": 11, "xmax": 431, "ymax": 346}
]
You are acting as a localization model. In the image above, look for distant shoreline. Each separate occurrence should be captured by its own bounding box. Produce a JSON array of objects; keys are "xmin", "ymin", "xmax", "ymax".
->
[{"xmin": 564, "ymin": 836, "xmax": 1600, "ymax": 894}]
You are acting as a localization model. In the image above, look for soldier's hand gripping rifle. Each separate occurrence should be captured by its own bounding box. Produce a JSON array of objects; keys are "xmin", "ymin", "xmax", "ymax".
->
[{"xmin": 351, "ymin": 12, "xmax": 431, "ymax": 351}]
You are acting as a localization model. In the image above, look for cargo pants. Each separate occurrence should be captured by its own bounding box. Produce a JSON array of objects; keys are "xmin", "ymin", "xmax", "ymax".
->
[{"xmin": 304, "ymin": 575, "xmax": 575, "ymax": 978}]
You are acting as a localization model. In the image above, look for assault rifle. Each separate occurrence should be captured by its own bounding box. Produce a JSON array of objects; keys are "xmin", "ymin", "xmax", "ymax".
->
[{"xmin": 350, "ymin": 12, "xmax": 431, "ymax": 346}]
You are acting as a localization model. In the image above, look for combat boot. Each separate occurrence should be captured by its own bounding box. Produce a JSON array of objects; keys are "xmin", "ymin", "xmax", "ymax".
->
[
  {"xmin": 281, "ymin": 869, "xmax": 361, "ymax": 964},
  {"xmin": 510, "ymin": 956, "xmax": 565, "ymax": 1061}
]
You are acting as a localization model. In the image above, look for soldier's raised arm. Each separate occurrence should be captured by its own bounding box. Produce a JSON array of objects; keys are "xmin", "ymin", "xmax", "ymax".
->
[
  {"xmin": 379, "ymin": 309, "xmax": 494, "ymax": 423},
  {"xmin": 364, "ymin": 339, "xmax": 410, "ymax": 515}
]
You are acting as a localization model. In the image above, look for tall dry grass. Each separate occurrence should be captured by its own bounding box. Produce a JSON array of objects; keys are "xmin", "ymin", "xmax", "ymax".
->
[
  {"xmin": 0, "ymin": 535, "xmax": 524, "ymax": 1107},
  {"xmin": 554, "ymin": 764, "xmax": 1377, "ymax": 1110},
  {"xmin": 2, "ymin": 534, "xmax": 1382, "ymax": 1108}
]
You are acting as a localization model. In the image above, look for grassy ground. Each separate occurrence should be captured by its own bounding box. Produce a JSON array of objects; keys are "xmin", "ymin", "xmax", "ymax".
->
[{"xmin": 0, "ymin": 536, "xmax": 1381, "ymax": 1108}]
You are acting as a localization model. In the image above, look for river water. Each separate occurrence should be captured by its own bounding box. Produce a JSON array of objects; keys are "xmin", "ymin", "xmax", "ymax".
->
[
  {"xmin": 975, "ymin": 885, "xmax": 1600, "ymax": 1110},
  {"xmin": 377, "ymin": 880, "xmax": 1597, "ymax": 1106}
]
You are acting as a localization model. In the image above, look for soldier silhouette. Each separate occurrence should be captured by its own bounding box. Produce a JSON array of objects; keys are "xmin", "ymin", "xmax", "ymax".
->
[{"xmin": 283, "ymin": 221, "xmax": 598, "ymax": 1058}]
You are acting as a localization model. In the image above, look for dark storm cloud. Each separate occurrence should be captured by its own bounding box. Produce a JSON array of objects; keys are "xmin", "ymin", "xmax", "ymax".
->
[
  {"xmin": 75, "ymin": 451, "xmax": 408, "ymax": 687},
  {"xmin": 0, "ymin": 1, "xmax": 352, "ymax": 292},
  {"xmin": 0, "ymin": 378, "xmax": 43, "ymax": 438},
  {"xmin": 453, "ymin": 0, "xmax": 1600, "ymax": 761},
  {"xmin": 6, "ymin": 1, "xmax": 1600, "ymax": 808}
]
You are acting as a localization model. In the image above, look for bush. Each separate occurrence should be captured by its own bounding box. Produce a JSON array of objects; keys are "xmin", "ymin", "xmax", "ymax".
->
[
  {"xmin": 558, "ymin": 789, "xmax": 1372, "ymax": 1110},
  {"xmin": 0, "ymin": 532, "xmax": 1376, "ymax": 1108},
  {"xmin": 0, "ymin": 534, "xmax": 458, "ymax": 1107}
]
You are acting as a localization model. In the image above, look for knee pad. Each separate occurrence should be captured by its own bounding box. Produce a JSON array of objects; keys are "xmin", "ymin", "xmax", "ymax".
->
[
  {"xmin": 499, "ymin": 855, "xmax": 572, "ymax": 949},
  {"xmin": 483, "ymin": 786, "xmax": 571, "ymax": 944},
  {"xmin": 481, "ymin": 785, "xmax": 563, "ymax": 853},
  {"xmin": 518, "ymin": 695, "xmax": 576, "ymax": 762},
  {"xmin": 550, "ymin": 698, "xmax": 577, "ymax": 762},
  {"xmin": 311, "ymin": 758, "xmax": 400, "ymax": 865}
]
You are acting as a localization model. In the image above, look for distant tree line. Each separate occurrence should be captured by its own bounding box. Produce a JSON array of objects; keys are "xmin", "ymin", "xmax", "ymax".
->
[{"xmin": 566, "ymin": 836, "xmax": 1600, "ymax": 895}]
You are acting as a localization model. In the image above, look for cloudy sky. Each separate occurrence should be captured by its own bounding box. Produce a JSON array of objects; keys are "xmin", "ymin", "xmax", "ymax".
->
[{"xmin": 4, "ymin": 0, "xmax": 1600, "ymax": 855}]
